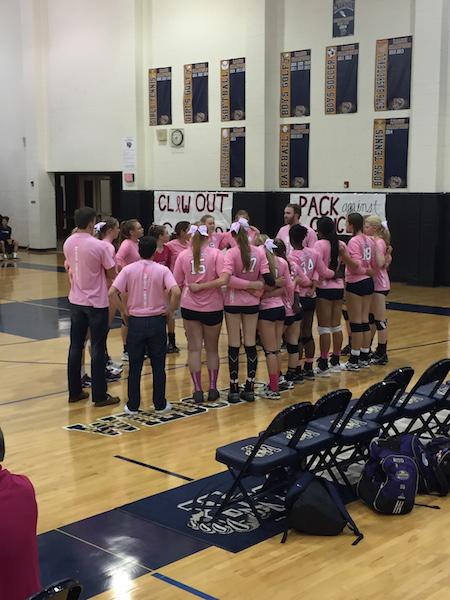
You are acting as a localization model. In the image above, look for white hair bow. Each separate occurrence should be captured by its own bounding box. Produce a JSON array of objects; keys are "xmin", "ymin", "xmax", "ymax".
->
[
  {"xmin": 94, "ymin": 221, "xmax": 106, "ymax": 233},
  {"xmin": 230, "ymin": 217, "xmax": 250, "ymax": 234},
  {"xmin": 381, "ymin": 220, "xmax": 389, "ymax": 231},
  {"xmin": 264, "ymin": 238, "xmax": 277, "ymax": 253},
  {"xmin": 188, "ymin": 224, "xmax": 208, "ymax": 236}
]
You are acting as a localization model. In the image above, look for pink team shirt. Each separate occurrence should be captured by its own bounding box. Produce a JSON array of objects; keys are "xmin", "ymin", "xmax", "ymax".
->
[
  {"xmin": 207, "ymin": 232, "xmax": 227, "ymax": 249},
  {"xmin": 283, "ymin": 261, "xmax": 303, "ymax": 317},
  {"xmin": 116, "ymin": 239, "xmax": 140, "ymax": 269},
  {"xmin": 220, "ymin": 226, "xmax": 260, "ymax": 249},
  {"xmin": 276, "ymin": 224, "xmax": 318, "ymax": 255},
  {"xmin": 314, "ymin": 239, "xmax": 347, "ymax": 289},
  {"xmin": 373, "ymin": 238, "xmax": 391, "ymax": 292},
  {"xmin": 152, "ymin": 244, "xmax": 171, "ymax": 267},
  {"xmin": 167, "ymin": 238, "xmax": 190, "ymax": 271},
  {"xmin": 63, "ymin": 232, "xmax": 115, "ymax": 308},
  {"xmin": 260, "ymin": 256, "xmax": 290, "ymax": 311},
  {"xmin": 173, "ymin": 246, "xmax": 225, "ymax": 312},
  {"xmin": 222, "ymin": 245, "xmax": 270, "ymax": 307},
  {"xmin": 100, "ymin": 239, "xmax": 117, "ymax": 270},
  {"xmin": 289, "ymin": 247, "xmax": 334, "ymax": 297},
  {"xmin": 345, "ymin": 234, "xmax": 377, "ymax": 284},
  {"xmin": 112, "ymin": 260, "xmax": 177, "ymax": 317}
]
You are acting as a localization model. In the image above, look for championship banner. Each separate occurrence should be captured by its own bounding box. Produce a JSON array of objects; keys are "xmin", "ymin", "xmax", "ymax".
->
[
  {"xmin": 333, "ymin": 0, "xmax": 355, "ymax": 37},
  {"xmin": 375, "ymin": 37, "xmax": 413, "ymax": 111},
  {"xmin": 220, "ymin": 127, "xmax": 245, "ymax": 188},
  {"xmin": 325, "ymin": 43, "xmax": 359, "ymax": 114},
  {"xmin": 280, "ymin": 50, "xmax": 311, "ymax": 117},
  {"xmin": 148, "ymin": 67, "xmax": 172, "ymax": 126},
  {"xmin": 372, "ymin": 118, "xmax": 409, "ymax": 189},
  {"xmin": 154, "ymin": 191, "xmax": 233, "ymax": 234},
  {"xmin": 221, "ymin": 58, "xmax": 245, "ymax": 121},
  {"xmin": 184, "ymin": 62, "xmax": 209, "ymax": 123},
  {"xmin": 279, "ymin": 124, "xmax": 310, "ymax": 188},
  {"xmin": 289, "ymin": 193, "xmax": 386, "ymax": 234}
]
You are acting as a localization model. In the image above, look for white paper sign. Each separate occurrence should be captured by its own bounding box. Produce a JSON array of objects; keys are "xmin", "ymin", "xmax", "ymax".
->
[
  {"xmin": 289, "ymin": 193, "xmax": 386, "ymax": 234},
  {"xmin": 122, "ymin": 137, "xmax": 136, "ymax": 171},
  {"xmin": 154, "ymin": 191, "xmax": 233, "ymax": 233}
]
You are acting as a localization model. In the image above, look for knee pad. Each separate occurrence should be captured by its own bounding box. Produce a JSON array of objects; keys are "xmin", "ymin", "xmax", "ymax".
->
[
  {"xmin": 369, "ymin": 313, "xmax": 375, "ymax": 324},
  {"xmin": 330, "ymin": 325, "xmax": 342, "ymax": 334},
  {"xmin": 286, "ymin": 343, "xmax": 299, "ymax": 354},
  {"xmin": 349, "ymin": 322, "xmax": 364, "ymax": 333},
  {"xmin": 342, "ymin": 309, "xmax": 349, "ymax": 321},
  {"xmin": 300, "ymin": 336, "xmax": 313, "ymax": 345},
  {"xmin": 361, "ymin": 322, "xmax": 370, "ymax": 332},
  {"xmin": 264, "ymin": 349, "xmax": 280, "ymax": 357},
  {"xmin": 375, "ymin": 319, "xmax": 387, "ymax": 331},
  {"xmin": 317, "ymin": 326, "xmax": 331, "ymax": 336}
]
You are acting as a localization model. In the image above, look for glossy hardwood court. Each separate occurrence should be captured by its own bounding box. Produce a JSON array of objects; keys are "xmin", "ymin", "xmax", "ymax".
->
[{"xmin": 0, "ymin": 251, "xmax": 449, "ymax": 600}]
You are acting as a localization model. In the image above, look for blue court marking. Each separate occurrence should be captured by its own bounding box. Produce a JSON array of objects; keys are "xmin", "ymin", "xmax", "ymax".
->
[
  {"xmin": 152, "ymin": 573, "xmax": 219, "ymax": 600},
  {"xmin": 115, "ymin": 455, "xmax": 194, "ymax": 481},
  {"xmin": 387, "ymin": 302, "xmax": 450, "ymax": 316},
  {"xmin": 15, "ymin": 261, "xmax": 67, "ymax": 273}
]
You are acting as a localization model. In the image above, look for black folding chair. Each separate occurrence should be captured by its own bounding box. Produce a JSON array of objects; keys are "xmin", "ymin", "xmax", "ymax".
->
[
  {"xmin": 28, "ymin": 579, "xmax": 82, "ymax": 600},
  {"xmin": 394, "ymin": 359, "xmax": 450, "ymax": 436},
  {"xmin": 351, "ymin": 380, "xmax": 403, "ymax": 436},
  {"xmin": 212, "ymin": 402, "xmax": 314, "ymax": 525}
]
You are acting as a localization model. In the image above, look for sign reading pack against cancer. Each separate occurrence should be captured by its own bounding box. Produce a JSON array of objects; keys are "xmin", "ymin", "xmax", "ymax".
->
[
  {"xmin": 289, "ymin": 193, "xmax": 386, "ymax": 235},
  {"xmin": 154, "ymin": 191, "xmax": 233, "ymax": 233}
]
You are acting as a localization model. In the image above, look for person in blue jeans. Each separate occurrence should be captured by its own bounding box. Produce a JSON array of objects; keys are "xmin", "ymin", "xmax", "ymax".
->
[{"xmin": 109, "ymin": 236, "xmax": 181, "ymax": 414}]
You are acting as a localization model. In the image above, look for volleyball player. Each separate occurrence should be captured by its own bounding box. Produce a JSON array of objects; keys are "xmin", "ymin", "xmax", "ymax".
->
[
  {"xmin": 340, "ymin": 213, "xmax": 377, "ymax": 370},
  {"xmin": 166, "ymin": 221, "xmax": 191, "ymax": 352},
  {"xmin": 173, "ymin": 224, "xmax": 228, "ymax": 403},
  {"xmin": 222, "ymin": 218, "xmax": 275, "ymax": 403},
  {"xmin": 148, "ymin": 224, "xmax": 171, "ymax": 267},
  {"xmin": 109, "ymin": 236, "xmax": 180, "ymax": 414},
  {"xmin": 288, "ymin": 224, "xmax": 335, "ymax": 379},
  {"xmin": 277, "ymin": 203, "xmax": 317, "ymax": 255},
  {"xmin": 200, "ymin": 214, "xmax": 226, "ymax": 249},
  {"xmin": 364, "ymin": 215, "xmax": 392, "ymax": 365},
  {"xmin": 116, "ymin": 219, "xmax": 144, "ymax": 360},
  {"xmin": 314, "ymin": 217, "xmax": 347, "ymax": 375},
  {"xmin": 220, "ymin": 209, "xmax": 260, "ymax": 248},
  {"xmin": 255, "ymin": 236, "xmax": 289, "ymax": 399}
]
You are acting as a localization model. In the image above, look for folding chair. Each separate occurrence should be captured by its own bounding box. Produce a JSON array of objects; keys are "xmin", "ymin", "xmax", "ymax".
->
[
  {"xmin": 351, "ymin": 380, "xmax": 403, "ymax": 436},
  {"xmin": 394, "ymin": 359, "xmax": 450, "ymax": 436},
  {"xmin": 212, "ymin": 402, "xmax": 315, "ymax": 525},
  {"xmin": 27, "ymin": 579, "xmax": 82, "ymax": 600}
]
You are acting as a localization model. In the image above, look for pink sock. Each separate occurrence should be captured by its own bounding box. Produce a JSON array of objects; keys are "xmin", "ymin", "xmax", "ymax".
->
[
  {"xmin": 190, "ymin": 371, "xmax": 202, "ymax": 392},
  {"xmin": 305, "ymin": 358, "xmax": 314, "ymax": 365},
  {"xmin": 321, "ymin": 352, "xmax": 328, "ymax": 359},
  {"xmin": 208, "ymin": 368, "xmax": 218, "ymax": 390},
  {"xmin": 269, "ymin": 373, "xmax": 279, "ymax": 392}
]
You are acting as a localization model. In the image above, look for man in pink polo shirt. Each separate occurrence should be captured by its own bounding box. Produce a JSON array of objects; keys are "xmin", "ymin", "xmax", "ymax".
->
[
  {"xmin": 277, "ymin": 203, "xmax": 317, "ymax": 255},
  {"xmin": 63, "ymin": 207, "xmax": 120, "ymax": 407},
  {"xmin": 109, "ymin": 236, "xmax": 181, "ymax": 413},
  {"xmin": 0, "ymin": 427, "xmax": 41, "ymax": 600}
]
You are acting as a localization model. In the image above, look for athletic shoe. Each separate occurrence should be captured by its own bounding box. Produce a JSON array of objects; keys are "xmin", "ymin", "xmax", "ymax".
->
[
  {"xmin": 81, "ymin": 374, "xmax": 92, "ymax": 388},
  {"xmin": 302, "ymin": 369, "xmax": 315, "ymax": 380},
  {"xmin": 240, "ymin": 390, "xmax": 255, "ymax": 402},
  {"xmin": 341, "ymin": 361, "xmax": 359, "ymax": 371},
  {"xmin": 227, "ymin": 391, "xmax": 241, "ymax": 404},
  {"xmin": 314, "ymin": 367, "xmax": 331, "ymax": 378},
  {"xmin": 207, "ymin": 389, "xmax": 220, "ymax": 401},
  {"xmin": 359, "ymin": 360, "xmax": 370, "ymax": 369},
  {"xmin": 329, "ymin": 363, "xmax": 342, "ymax": 373},
  {"xmin": 123, "ymin": 404, "xmax": 140, "ymax": 415},
  {"xmin": 94, "ymin": 394, "xmax": 120, "ymax": 407},
  {"xmin": 167, "ymin": 343, "xmax": 180, "ymax": 354},
  {"xmin": 260, "ymin": 389, "xmax": 281, "ymax": 400},
  {"xmin": 341, "ymin": 344, "xmax": 351, "ymax": 356},
  {"xmin": 121, "ymin": 351, "xmax": 129, "ymax": 362},
  {"xmin": 192, "ymin": 391, "xmax": 204, "ymax": 404},
  {"xmin": 279, "ymin": 376, "xmax": 294, "ymax": 390},
  {"xmin": 371, "ymin": 353, "xmax": 388, "ymax": 365},
  {"xmin": 285, "ymin": 371, "xmax": 304, "ymax": 385},
  {"xmin": 155, "ymin": 401, "xmax": 173, "ymax": 414},
  {"xmin": 106, "ymin": 370, "xmax": 121, "ymax": 383},
  {"xmin": 106, "ymin": 364, "xmax": 122, "ymax": 376},
  {"xmin": 107, "ymin": 359, "xmax": 123, "ymax": 370},
  {"xmin": 12, "ymin": 252, "xmax": 18, "ymax": 259},
  {"xmin": 68, "ymin": 391, "xmax": 89, "ymax": 403}
]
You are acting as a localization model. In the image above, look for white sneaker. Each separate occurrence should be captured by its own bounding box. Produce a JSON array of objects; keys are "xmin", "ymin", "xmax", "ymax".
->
[
  {"xmin": 12, "ymin": 252, "xmax": 18, "ymax": 259},
  {"xmin": 106, "ymin": 364, "xmax": 123, "ymax": 376},
  {"xmin": 260, "ymin": 389, "xmax": 281, "ymax": 400},
  {"xmin": 314, "ymin": 367, "xmax": 331, "ymax": 378},
  {"xmin": 155, "ymin": 401, "xmax": 173, "ymax": 414},
  {"xmin": 278, "ymin": 376, "xmax": 294, "ymax": 390},
  {"xmin": 341, "ymin": 361, "xmax": 359, "ymax": 371},
  {"xmin": 108, "ymin": 359, "xmax": 123, "ymax": 370},
  {"xmin": 359, "ymin": 360, "xmax": 370, "ymax": 369},
  {"xmin": 329, "ymin": 363, "xmax": 342, "ymax": 373},
  {"xmin": 121, "ymin": 351, "xmax": 129, "ymax": 362},
  {"xmin": 124, "ymin": 404, "xmax": 139, "ymax": 415}
]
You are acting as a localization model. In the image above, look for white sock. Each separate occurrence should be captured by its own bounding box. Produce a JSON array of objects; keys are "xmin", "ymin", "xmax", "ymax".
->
[{"xmin": 351, "ymin": 349, "xmax": 360, "ymax": 357}]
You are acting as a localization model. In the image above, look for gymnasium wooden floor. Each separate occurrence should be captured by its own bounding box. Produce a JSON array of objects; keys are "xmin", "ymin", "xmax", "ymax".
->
[{"xmin": 1, "ymin": 251, "xmax": 449, "ymax": 600}]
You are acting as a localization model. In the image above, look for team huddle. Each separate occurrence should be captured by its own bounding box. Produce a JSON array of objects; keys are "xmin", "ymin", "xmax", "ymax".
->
[{"xmin": 63, "ymin": 203, "xmax": 391, "ymax": 413}]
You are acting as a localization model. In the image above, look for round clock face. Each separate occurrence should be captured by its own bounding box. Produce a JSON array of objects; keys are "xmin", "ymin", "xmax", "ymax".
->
[{"xmin": 171, "ymin": 129, "xmax": 184, "ymax": 146}]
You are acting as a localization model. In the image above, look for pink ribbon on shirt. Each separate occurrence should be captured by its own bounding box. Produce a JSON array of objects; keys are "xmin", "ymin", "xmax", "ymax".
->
[
  {"xmin": 230, "ymin": 217, "xmax": 250, "ymax": 234},
  {"xmin": 188, "ymin": 224, "xmax": 208, "ymax": 236},
  {"xmin": 94, "ymin": 221, "xmax": 106, "ymax": 233},
  {"xmin": 264, "ymin": 238, "xmax": 277, "ymax": 253}
]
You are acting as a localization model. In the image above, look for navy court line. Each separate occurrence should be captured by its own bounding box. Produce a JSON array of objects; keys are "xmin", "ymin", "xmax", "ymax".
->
[
  {"xmin": 387, "ymin": 301, "xmax": 450, "ymax": 316},
  {"xmin": 152, "ymin": 573, "xmax": 219, "ymax": 600},
  {"xmin": 114, "ymin": 455, "xmax": 194, "ymax": 482},
  {"xmin": 14, "ymin": 261, "xmax": 67, "ymax": 273}
]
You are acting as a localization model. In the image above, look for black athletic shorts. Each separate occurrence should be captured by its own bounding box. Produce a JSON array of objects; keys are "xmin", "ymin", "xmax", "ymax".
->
[
  {"xmin": 224, "ymin": 304, "xmax": 260, "ymax": 315},
  {"xmin": 375, "ymin": 289, "xmax": 390, "ymax": 296},
  {"xmin": 346, "ymin": 278, "xmax": 374, "ymax": 297},
  {"xmin": 300, "ymin": 297, "xmax": 316, "ymax": 313},
  {"xmin": 284, "ymin": 312, "xmax": 303, "ymax": 326},
  {"xmin": 259, "ymin": 307, "xmax": 286, "ymax": 322},
  {"xmin": 316, "ymin": 288, "xmax": 344, "ymax": 301},
  {"xmin": 181, "ymin": 308, "xmax": 223, "ymax": 326}
]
